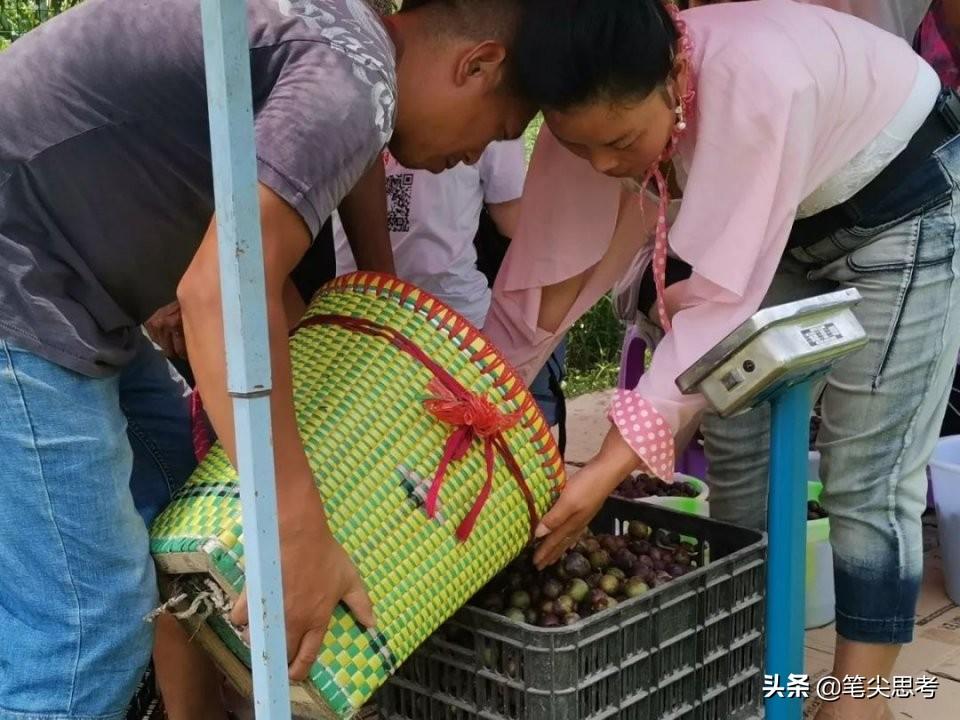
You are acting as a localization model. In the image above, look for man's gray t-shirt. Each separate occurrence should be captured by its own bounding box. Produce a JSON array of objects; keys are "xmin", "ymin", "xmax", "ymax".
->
[{"xmin": 0, "ymin": 0, "xmax": 396, "ymax": 376}]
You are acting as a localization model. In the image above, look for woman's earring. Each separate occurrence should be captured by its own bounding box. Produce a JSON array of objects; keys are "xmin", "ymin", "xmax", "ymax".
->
[{"xmin": 675, "ymin": 103, "xmax": 687, "ymax": 132}]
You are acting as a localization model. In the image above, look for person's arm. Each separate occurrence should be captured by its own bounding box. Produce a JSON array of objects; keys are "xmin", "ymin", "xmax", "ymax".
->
[
  {"xmin": 177, "ymin": 184, "xmax": 375, "ymax": 681},
  {"xmin": 486, "ymin": 199, "xmax": 521, "ymax": 239},
  {"xmin": 478, "ymin": 138, "xmax": 527, "ymax": 240},
  {"xmin": 339, "ymin": 158, "xmax": 395, "ymax": 274}
]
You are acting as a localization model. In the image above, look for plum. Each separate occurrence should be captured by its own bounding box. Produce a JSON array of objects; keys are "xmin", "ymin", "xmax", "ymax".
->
[
  {"xmin": 555, "ymin": 595, "xmax": 576, "ymax": 614},
  {"xmin": 589, "ymin": 550, "xmax": 611, "ymax": 571},
  {"xmin": 581, "ymin": 537, "xmax": 602, "ymax": 554},
  {"xmin": 632, "ymin": 564, "xmax": 655, "ymax": 584},
  {"xmin": 612, "ymin": 548, "xmax": 638, "ymax": 572},
  {"xmin": 563, "ymin": 612, "xmax": 582, "ymax": 626},
  {"xmin": 589, "ymin": 590, "xmax": 619, "ymax": 613},
  {"xmin": 606, "ymin": 567, "xmax": 627, "ymax": 581},
  {"xmin": 567, "ymin": 578, "xmax": 590, "ymax": 604},
  {"xmin": 628, "ymin": 521, "xmax": 652, "ymax": 540},
  {"xmin": 509, "ymin": 591, "xmax": 531, "ymax": 610},
  {"xmin": 542, "ymin": 578, "xmax": 563, "ymax": 600},
  {"xmin": 624, "ymin": 578, "xmax": 650, "ymax": 598},
  {"xmin": 563, "ymin": 552, "xmax": 592, "ymax": 579},
  {"xmin": 540, "ymin": 613, "xmax": 561, "ymax": 628},
  {"xmin": 505, "ymin": 608, "xmax": 525, "ymax": 623},
  {"xmin": 599, "ymin": 535, "xmax": 621, "ymax": 553},
  {"xmin": 480, "ymin": 593, "xmax": 505, "ymax": 614},
  {"xmin": 599, "ymin": 574, "xmax": 622, "ymax": 596}
]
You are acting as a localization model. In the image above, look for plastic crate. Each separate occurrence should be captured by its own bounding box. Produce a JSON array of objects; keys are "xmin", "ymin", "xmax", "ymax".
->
[
  {"xmin": 379, "ymin": 499, "xmax": 766, "ymax": 720},
  {"xmin": 125, "ymin": 662, "xmax": 163, "ymax": 720}
]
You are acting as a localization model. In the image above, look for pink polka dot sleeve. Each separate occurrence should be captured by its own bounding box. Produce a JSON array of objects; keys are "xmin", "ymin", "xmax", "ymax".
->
[{"xmin": 608, "ymin": 389, "xmax": 676, "ymax": 480}]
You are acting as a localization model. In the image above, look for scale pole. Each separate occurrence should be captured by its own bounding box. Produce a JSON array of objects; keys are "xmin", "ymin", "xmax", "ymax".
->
[
  {"xmin": 200, "ymin": 1, "xmax": 292, "ymax": 717},
  {"xmin": 765, "ymin": 381, "xmax": 812, "ymax": 720}
]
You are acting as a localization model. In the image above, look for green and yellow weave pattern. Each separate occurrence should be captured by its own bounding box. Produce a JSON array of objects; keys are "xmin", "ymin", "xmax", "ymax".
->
[{"xmin": 150, "ymin": 273, "xmax": 564, "ymax": 718}]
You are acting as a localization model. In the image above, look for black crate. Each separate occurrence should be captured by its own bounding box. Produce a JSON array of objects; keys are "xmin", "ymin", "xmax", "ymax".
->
[
  {"xmin": 126, "ymin": 662, "xmax": 163, "ymax": 720},
  {"xmin": 379, "ymin": 499, "xmax": 766, "ymax": 720}
]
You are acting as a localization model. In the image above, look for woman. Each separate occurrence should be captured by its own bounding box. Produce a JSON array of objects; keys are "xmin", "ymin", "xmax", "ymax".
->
[{"xmin": 484, "ymin": 2, "xmax": 960, "ymax": 718}]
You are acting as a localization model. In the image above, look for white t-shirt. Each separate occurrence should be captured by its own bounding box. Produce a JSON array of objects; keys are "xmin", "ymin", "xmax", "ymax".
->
[
  {"xmin": 334, "ymin": 139, "xmax": 526, "ymax": 327},
  {"xmin": 799, "ymin": 0, "xmax": 932, "ymax": 41}
]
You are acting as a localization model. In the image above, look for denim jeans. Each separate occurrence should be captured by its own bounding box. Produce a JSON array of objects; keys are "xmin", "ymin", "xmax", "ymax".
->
[
  {"xmin": 702, "ymin": 134, "xmax": 960, "ymax": 645},
  {"xmin": 529, "ymin": 338, "xmax": 567, "ymax": 427},
  {"xmin": 0, "ymin": 333, "xmax": 195, "ymax": 719}
]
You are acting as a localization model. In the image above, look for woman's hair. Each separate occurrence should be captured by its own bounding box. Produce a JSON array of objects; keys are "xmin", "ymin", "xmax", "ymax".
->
[{"xmin": 515, "ymin": 0, "xmax": 679, "ymax": 110}]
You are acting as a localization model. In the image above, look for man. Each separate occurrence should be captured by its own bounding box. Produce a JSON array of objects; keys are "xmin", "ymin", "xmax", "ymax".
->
[{"xmin": 0, "ymin": 1, "xmax": 535, "ymax": 719}]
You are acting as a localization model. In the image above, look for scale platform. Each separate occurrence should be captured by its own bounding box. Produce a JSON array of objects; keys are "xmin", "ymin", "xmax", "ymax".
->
[{"xmin": 676, "ymin": 288, "xmax": 868, "ymax": 417}]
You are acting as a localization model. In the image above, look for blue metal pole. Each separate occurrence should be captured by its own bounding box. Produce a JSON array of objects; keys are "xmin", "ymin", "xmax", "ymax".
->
[
  {"xmin": 765, "ymin": 381, "xmax": 812, "ymax": 720},
  {"xmin": 200, "ymin": 1, "xmax": 291, "ymax": 718}
]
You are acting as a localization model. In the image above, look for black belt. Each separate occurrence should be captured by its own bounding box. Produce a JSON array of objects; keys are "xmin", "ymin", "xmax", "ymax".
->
[{"xmin": 789, "ymin": 88, "xmax": 960, "ymax": 249}]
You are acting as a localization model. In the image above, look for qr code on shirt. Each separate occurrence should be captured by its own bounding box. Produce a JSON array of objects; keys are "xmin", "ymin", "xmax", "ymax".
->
[{"xmin": 386, "ymin": 172, "xmax": 414, "ymax": 233}]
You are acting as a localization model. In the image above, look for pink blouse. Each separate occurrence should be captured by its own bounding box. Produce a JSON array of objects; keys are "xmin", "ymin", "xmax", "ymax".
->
[{"xmin": 483, "ymin": 0, "xmax": 921, "ymax": 478}]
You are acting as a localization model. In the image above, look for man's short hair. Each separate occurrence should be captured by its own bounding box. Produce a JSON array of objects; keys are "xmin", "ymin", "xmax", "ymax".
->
[{"xmin": 399, "ymin": 0, "xmax": 527, "ymax": 44}]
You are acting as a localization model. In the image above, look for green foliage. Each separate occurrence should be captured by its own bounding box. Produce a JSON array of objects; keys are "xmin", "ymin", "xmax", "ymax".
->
[{"xmin": 0, "ymin": 1, "xmax": 81, "ymax": 47}]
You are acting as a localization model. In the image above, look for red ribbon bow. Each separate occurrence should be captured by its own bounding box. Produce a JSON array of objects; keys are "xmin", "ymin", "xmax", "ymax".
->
[
  {"xmin": 298, "ymin": 312, "xmax": 541, "ymax": 542},
  {"xmin": 423, "ymin": 379, "xmax": 524, "ymax": 541}
]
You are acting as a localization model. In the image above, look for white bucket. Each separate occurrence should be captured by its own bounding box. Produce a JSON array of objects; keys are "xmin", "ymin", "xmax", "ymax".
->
[
  {"xmin": 806, "ymin": 479, "xmax": 835, "ymax": 629},
  {"xmin": 928, "ymin": 436, "xmax": 960, "ymax": 605}
]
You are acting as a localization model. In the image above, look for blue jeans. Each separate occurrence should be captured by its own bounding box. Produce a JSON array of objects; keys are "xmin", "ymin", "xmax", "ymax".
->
[
  {"xmin": 0, "ymin": 334, "xmax": 195, "ymax": 719},
  {"xmin": 530, "ymin": 339, "xmax": 566, "ymax": 427},
  {"xmin": 703, "ymin": 134, "xmax": 960, "ymax": 645}
]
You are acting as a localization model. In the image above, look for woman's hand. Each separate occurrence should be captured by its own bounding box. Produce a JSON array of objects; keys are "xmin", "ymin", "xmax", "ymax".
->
[
  {"xmin": 533, "ymin": 424, "xmax": 646, "ymax": 569},
  {"xmin": 533, "ymin": 465, "xmax": 614, "ymax": 569}
]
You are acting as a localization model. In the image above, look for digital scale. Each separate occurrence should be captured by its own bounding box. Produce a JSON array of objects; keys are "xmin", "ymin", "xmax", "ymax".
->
[{"xmin": 678, "ymin": 288, "xmax": 869, "ymax": 720}]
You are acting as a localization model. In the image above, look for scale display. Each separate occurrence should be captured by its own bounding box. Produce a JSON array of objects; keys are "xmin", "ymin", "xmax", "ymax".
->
[{"xmin": 677, "ymin": 289, "xmax": 868, "ymax": 417}]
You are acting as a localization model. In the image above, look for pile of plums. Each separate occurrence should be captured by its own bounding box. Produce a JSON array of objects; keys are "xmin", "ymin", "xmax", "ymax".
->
[
  {"xmin": 474, "ymin": 523, "xmax": 700, "ymax": 627},
  {"xmin": 615, "ymin": 474, "xmax": 700, "ymax": 500},
  {"xmin": 807, "ymin": 500, "xmax": 828, "ymax": 520}
]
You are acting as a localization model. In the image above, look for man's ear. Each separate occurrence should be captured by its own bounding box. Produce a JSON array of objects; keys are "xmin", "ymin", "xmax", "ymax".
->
[{"xmin": 453, "ymin": 40, "xmax": 508, "ymax": 89}]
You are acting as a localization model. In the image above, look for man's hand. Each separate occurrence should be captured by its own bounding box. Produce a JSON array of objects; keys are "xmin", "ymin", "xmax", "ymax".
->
[
  {"xmin": 230, "ymin": 482, "xmax": 376, "ymax": 681},
  {"xmin": 144, "ymin": 301, "xmax": 186, "ymax": 359},
  {"xmin": 178, "ymin": 183, "xmax": 374, "ymax": 682}
]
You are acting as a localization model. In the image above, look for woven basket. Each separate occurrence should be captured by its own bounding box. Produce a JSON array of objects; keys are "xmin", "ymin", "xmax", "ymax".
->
[{"xmin": 150, "ymin": 273, "xmax": 564, "ymax": 719}]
